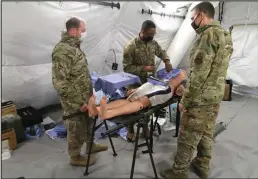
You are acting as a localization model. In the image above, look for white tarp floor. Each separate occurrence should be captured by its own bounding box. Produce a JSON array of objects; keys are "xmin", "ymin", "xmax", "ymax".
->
[{"xmin": 2, "ymin": 94, "xmax": 258, "ymax": 178}]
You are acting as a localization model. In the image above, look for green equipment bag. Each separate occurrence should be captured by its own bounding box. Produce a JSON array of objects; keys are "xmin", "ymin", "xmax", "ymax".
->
[{"xmin": 2, "ymin": 114, "xmax": 26, "ymax": 143}]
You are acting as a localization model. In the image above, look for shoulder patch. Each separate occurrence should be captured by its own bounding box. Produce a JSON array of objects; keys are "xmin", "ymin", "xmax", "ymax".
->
[{"xmin": 194, "ymin": 53, "xmax": 203, "ymax": 65}]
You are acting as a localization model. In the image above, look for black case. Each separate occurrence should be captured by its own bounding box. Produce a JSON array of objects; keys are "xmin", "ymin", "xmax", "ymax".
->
[
  {"xmin": 17, "ymin": 106, "xmax": 43, "ymax": 128},
  {"xmin": 2, "ymin": 101, "xmax": 14, "ymax": 107}
]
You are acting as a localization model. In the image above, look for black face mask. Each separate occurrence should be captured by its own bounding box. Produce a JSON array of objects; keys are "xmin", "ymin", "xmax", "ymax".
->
[
  {"xmin": 142, "ymin": 35, "xmax": 154, "ymax": 42},
  {"xmin": 191, "ymin": 14, "xmax": 202, "ymax": 31}
]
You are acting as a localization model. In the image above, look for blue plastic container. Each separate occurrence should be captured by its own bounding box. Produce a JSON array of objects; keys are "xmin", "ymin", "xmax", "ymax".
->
[{"xmin": 156, "ymin": 68, "xmax": 181, "ymax": 80}]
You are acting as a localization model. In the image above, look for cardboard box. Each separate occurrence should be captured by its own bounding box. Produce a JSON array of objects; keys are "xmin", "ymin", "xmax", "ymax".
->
[{"xmin": 2, "ymin": 129, "xmax": 17, "ymax": 150}]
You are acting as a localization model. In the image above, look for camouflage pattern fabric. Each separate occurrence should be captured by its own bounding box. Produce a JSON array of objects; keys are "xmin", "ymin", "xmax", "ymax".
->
[
  {"xmin": 164, "ymin": 21, "xmax": 233, "ymax": 178},
  {"xmin": 162, "ymin": 104, "xmax": 220, "ymax": 178},
  {"xmin": 65, "ymin": 114, "xmax": 93, "ymax": 157},
  {"xmin": 52, "ymin": 32, "xmax": 93, "ymax": 157},
  {"xmin": 177, "ymin": 104, "xmax": 219, "ymax": 177},
  {"xmin": 52, "ymin": 32, "xmax": 93, "ymax": 116},
  {"xmin": 123, "ymin": 36, "xmax": 169, "ymax": 83},
  {"xmin": 180, "ymin": 21, "xmax": 233, "ymax": 108}
]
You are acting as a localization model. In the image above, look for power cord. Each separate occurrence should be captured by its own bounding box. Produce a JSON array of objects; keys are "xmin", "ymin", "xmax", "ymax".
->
[{"xmin": 105, "ymin": 49, "xmax": 118, "ymax": 70}]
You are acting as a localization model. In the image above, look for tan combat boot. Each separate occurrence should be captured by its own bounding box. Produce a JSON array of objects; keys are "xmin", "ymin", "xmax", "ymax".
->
[
  {"xmin": 70, "ymin": 155, "xmax": 96, "ymax": 167},
  {"xmin": 86, "ymin": 143, "xmax": 108, "ymax": 154},
  {"xmin": 160, "ymin": 168, "xmax": 188, "ymax": 179},
  {"xmin": 190, "ymin": 159, "xmax": 209, "ymax": 179}
]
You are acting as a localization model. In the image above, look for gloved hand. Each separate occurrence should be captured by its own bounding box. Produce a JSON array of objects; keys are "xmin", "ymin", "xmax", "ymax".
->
[{"xmin": 165, "ymin": 62, "xmax": 172, "ymax": 72}]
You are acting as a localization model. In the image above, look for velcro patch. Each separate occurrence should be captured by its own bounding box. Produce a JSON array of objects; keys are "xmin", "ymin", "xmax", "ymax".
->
[{"xmin": 194, "ymin": 53, "xmax": 203, "ymax": 65}]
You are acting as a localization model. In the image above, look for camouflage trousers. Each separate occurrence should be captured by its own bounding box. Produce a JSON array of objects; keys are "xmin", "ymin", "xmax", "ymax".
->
[
  {"xmin": 171, "ymin": 104, "xmax": 220, "ymax": 177},
  {"xmin": 65, "ymin": 114, "xmax": 93, "ymax": 157}
]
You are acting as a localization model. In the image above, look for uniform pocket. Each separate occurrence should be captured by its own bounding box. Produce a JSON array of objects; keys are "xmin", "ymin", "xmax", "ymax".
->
[
  {"xmin": 135, "ymin": 49, "xmax": 143, "ymax": 63},
  {"xmin": 184, "ymin": 107, "xmax": 207, "ymax": 132}
]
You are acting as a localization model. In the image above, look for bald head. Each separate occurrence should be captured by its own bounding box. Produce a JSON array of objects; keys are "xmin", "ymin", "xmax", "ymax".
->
[{"xmin": 66, "ymin": 17, "xmax": 86, "ymax": 38}]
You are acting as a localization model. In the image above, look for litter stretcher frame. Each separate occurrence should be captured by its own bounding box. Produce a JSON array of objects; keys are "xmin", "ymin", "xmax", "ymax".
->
[{"xmin": 63, "ymin": 95, "xmax": 181, "ymax": 179}]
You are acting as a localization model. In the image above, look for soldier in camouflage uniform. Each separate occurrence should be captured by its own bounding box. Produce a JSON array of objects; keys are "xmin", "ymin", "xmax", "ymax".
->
[
  {"xmin": 123, "ymin": 20, "xmax": 172, "ymax": 84},
  {"xmin": 160, "ymin": 2, "xmax": 233, "ymax": 179},
  {"xmin": 52, "ymin": 17, "xmax": 108, "ymax": 167},
  {"xmin": 123, "ymin": 20, "xmax": 173, "ymax": 141}
]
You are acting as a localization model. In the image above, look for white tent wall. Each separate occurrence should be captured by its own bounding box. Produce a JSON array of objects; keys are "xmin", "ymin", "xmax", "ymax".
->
[
  {"xmin": 2, "ymin": 1, "xmax": 187, "ymax": 109},
  {"xmin": 3, "ymin": 1, "xmax": 257, "ymax": 110},
  {"xmin": 99, "ymin": 1, "xmax": 186, "ymax": 74},
  {"xmin": 165, "ymin": 1, "xmax": 204, "ymax": 69},
  {"xmin": 177, "ymin": 2, "xmax": 258, "ymax": 96},
  {"xmin": 2, "ymin": 1, "xmax": 121, "ymax": 109}
]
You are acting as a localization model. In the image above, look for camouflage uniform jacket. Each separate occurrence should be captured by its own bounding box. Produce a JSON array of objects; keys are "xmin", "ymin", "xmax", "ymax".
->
[
  {"xmin": 123, "ymin": 36, "xmax": 169, "ymax": 83},
  {"xmin": 181, "ymin": 21, "xmax": 233, "ymax": 108},
  {"xmin": 52, "ymin": 32, "xmax": 93, "ymax": 116}
]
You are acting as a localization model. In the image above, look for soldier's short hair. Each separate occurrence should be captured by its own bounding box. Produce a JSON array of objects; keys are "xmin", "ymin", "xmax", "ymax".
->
[
  {"xmin": 141, "ymin": 20, "xmax": 156, "ymax": 31},
  {"xmin": 192, "ymin": 2, "xmax": 215, "ymax": 19},
  {"xmin": 66, "ymin": 17, "xmax": 81, "ymax": 31}
]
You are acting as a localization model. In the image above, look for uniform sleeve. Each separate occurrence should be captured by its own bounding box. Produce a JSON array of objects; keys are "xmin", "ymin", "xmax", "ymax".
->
[
  {"xmin": 71, "ymin": 50, "xmax": 93, "ymax": 105},
  {"xmin": 52, "ymin": 52, "xmax": 85, "ymax": 110},
  {"xmin": 180, "ymin": 33, "xmax": 216, "ymax": 109},
  {"xmin": 155, "ymin": 41, "xmax": 169, "ymax": 62},
  {"xmin": 123, "ymin": 42, "xmax": 144, "ymax": 74}
]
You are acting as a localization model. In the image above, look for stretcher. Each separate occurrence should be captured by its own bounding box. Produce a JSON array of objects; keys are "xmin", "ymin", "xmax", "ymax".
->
[{"xmin": 63, "ymin": 95, "xmax": 181, "ymax": 179}]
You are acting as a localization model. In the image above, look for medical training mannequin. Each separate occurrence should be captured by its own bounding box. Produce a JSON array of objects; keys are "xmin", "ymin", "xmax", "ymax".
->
[{"xmin": 87, "ymin": 70, "xmax": 187, "ymax": 120}]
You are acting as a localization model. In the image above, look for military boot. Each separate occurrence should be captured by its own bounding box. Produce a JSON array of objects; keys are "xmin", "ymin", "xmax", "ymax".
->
[
  {"xmin": 70, "ymin": 155, "xmax": 96, "ymax": 167},
  {"xmin": 190, "ymin": 159, "xmax": 209, "ymax": 179},
  {"xmin": 160, "ymin": 168, "xmax": 188, "ymax": 179},
  {"xmin": 86, "ymin": 143, "xmax": 108, "ymax": 154}
]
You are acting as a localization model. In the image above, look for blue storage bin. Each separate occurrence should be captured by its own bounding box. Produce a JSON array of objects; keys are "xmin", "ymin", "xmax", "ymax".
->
[{"xmin": 156, "ymin": 68, "xmax": 181, "ymax": 80}]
